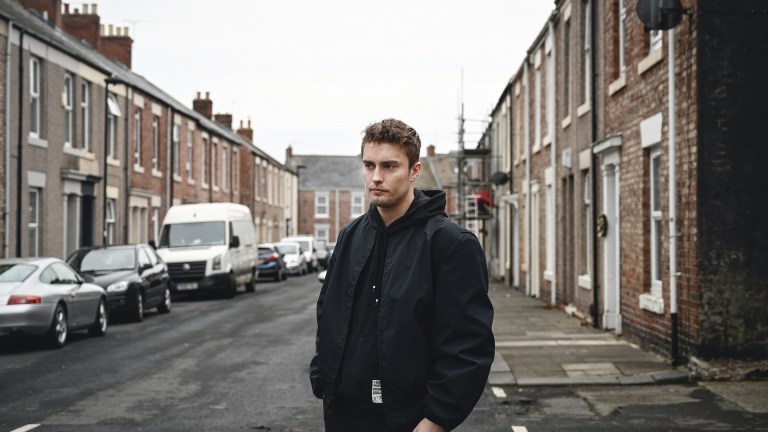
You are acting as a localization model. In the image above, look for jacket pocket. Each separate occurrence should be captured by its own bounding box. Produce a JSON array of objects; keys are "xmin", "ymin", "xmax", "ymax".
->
[{"xmin": 336, "ymin": 334, "xmax": 379, "ymax": 403}]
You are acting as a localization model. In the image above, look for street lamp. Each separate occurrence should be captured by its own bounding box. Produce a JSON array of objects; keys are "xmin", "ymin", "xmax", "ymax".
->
[{"xmin": 103, "ymin": 76, "xmax": 127, "ymax": 245}]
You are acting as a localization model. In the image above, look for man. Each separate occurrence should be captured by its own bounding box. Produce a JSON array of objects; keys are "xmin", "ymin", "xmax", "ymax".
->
[{"xmin": 310, "ymin": 119, "xmax": 494, "ymax": 431}]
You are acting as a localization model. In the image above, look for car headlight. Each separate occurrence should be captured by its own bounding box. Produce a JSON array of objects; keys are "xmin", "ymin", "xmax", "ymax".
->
[
  {"xmin": 212, "ymin": 255, "xmax": 222, "ymax": 270},
  {"xmin": 106, "ymin": 280, "xmax": 129, "ymax": 293}
]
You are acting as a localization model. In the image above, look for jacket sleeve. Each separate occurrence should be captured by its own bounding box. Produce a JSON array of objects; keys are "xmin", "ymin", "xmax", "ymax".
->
[
  {"xmin": 423, "ymin": 232, "xmax": 495, "ymax": 430},
  {"xmin": 309, "ymin": 228, "xmax": 345, "ymax": 399}
]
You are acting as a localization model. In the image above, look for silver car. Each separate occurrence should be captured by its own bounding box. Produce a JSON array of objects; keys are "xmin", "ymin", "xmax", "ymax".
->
[{"xmin": 0, "ymin": 257, "xmax": 108, "ymax": 348}]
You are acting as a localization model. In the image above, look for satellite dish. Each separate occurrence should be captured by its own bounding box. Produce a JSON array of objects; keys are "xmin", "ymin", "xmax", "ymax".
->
[{"xmin": 636, "ymin": 0, "xmax": 683, "ymax": 31}]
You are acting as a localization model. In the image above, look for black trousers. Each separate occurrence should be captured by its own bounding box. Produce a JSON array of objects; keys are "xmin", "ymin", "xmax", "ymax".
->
[{"xmin": 323, "ymin": 398, "xmax": 416, "ymax": 432}]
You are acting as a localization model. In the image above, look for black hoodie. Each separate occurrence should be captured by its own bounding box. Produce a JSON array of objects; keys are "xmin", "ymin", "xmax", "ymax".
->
[{"xmin": 311, "ymin": 189, "xmax": 494, "ymax": 430}]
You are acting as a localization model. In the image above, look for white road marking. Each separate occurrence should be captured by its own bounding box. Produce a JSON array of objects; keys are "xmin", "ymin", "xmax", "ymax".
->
[
  {"xmin": 511, "ymin": 427, "xmax": 529, "ymax": 432},
  {"xmin": 491, "ymin": 386, "xmax": 507, "ymax": 398},
  {"xmin": 10, "ymin": 425, "xmax": 41, "ymax": 432}
]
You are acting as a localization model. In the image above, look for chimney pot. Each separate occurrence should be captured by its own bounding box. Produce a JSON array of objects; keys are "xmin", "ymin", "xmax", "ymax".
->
[
  {"xmin": 205, "ymin": 91, "xmax": 210, "ymax": 100},
  {"xmin": 91, "ymin": 4, "xmax": 97, "ymax": 15},
  {"xmin": 123, "ymin": 26, "xmax": 129, "ymax": 37},
  {"xmin": 100, "ymin": 24, "xmax": 104, "ymax": 36},
  {"xmin": 108, "ymin": 23, "xmax": 113, "ymax": 36},
  {"xmin": 196, "ymin": 91, "xmax": 201, "ymax": 99},
  {"xmin": 64, "ymin": 3, "xmax": 70, "ymax": 14},
  {"xmin": 82, "ymin": 3, "xmax": 88, "ymax": 14},
  {"xmin": 71, "ymin": 8, "xmax": 77, "ymax": 14},
  {"xmin": 116, "ymin": 27, "xmax": 121, "ymax": 36},
  {"xmin": 248, "ymin": 119, "xmax": 252, "ymax": 128}
]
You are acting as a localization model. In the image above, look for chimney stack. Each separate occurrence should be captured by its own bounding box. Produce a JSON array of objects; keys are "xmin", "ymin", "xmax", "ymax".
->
[
  {"xmin": 18, "ymin": 0, "xmax": 63, "ymax": 28},
  {"xmin": 214, "ymin": 113, "xmax": 233, "ymax": 130},
  {"xmin": 427, "ymin": 144, "xmax": 436, "ymax": 157},
  {"xmin": 193, "ymin": 92, "xmax": 213, "ymax": 120},
  {"xmin": 236, "ymin": 119, "xmax": 254, "ymax": 143},
  {"xmin": 62, "ymin": 1, "xmax": 100, "ymax": 48},
  {"xmin": 286, "ymin": 145, "xmax": 293, "ymax": 162}
]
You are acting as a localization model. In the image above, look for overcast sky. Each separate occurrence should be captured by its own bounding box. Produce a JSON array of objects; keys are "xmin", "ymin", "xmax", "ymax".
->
[{"xmin": 92, "ymin": 0, "xmax": 554, "ymax": 163}]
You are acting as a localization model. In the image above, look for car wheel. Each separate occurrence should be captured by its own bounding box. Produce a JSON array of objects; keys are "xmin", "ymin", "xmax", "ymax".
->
[
  {"xmin": 245, "ymin": 268, "xmax": 256, "ymax": 293},
  {"xmin": 46, "ymin": 304, "xmax": 68, "ymax": 348},
  {"xmin": 130, "ymin": 290, "xmax": 144, "ymax": 322},
  {"xmin": 281, "ymin": 269, "xmax": 287, "ymax": 281},
  {"xmin": 273, "ymin": 267, "xmax": 281, "ymax": 282},
  {"xmin": 157, "ymin": 285, "xmax": 172, "ymax": 314},
  {"xmin": 88, "ymin": 298, "xmax": 108, "ymax": 337}
]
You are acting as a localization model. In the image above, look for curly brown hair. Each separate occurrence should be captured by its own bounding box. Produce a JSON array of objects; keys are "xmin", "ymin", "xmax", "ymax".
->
[{"xmin": 361, "ymin": 118, "xmax": 421, "ymax": 168}]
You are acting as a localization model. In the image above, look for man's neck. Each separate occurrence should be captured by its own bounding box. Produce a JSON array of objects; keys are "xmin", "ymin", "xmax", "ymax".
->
[{"xmin": 377, "ymin": 194, "xmax": 415, "ymax": 227}]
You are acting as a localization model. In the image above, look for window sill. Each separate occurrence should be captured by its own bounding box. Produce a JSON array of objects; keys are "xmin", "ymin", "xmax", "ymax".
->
[
  {"xmin": 28, "ymin": 134, "xmax": 48, "ymax": 148},
  {"xmin": 544, "ymin": 270, "xmax": 553, "ymax": 282},
  {"xmin": 639, "ymin": 293, "xmax": 665, "ymax": 314},
  {"xmin": 561, "ymin": 115, "xmax": 572, "ymax": 129},
  {"xmin": 608, "ymin": 73, "xmax": 627, "ymax": 96},
  {"xmin": 107, "ymin": 157, "xmax": 121, "ymax": 167},
  {"xmin": 577, "ymin": 102, "xmax": 591, "ymax": 118},
  {"xmin": 213, "ymin": 186, "xmax": 219, "ymax": 192},
  {"xmin": 134, "ymin": 165, "xmax": 145, "ymax": 174},
  {"xmin": 63, "ymin": 145, "xmax": 81, "ymax": 157},
  {"xmin": 151, "ymin": 169, "xmax": 163, "ymax": 178},
  {"xmin": 173, "ymin": 174, "xmax": 182, "ymax": 183},
  {"xmin": 187, "ymin": 178, "xmax": 196, "ymax": 186},
  {"xmin": 578, "ymin": 274, "xmax": 592, "ymax": 289},
  {"xmin": 533, "ymin": 144, "xmax": 541, "ymax": 154},
  {"xmin": 202, "ymin": 183, "xmax": 209, "ymax": 190},
  {"xmin": 543, "ymin": 134, "xmax": 552, "ymax": 147},
  {"xmin": 638, "ymin": 48, "xmax": 663, "ymax": 76}
]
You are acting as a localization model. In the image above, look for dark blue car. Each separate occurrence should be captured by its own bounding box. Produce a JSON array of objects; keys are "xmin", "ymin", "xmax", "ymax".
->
[{"xmin": 258, "ymin": 244, "xmax": 287, "ymax": 282}]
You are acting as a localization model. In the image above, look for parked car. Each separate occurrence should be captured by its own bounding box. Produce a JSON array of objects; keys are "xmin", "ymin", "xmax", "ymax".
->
[
  {"xmin": 0, "ymin": 257, "xmax": 108, "ymax": 348},
  {"xmin": 274, "ymin": 242, "xmax": 308, "ymax": 276},
  {"xmin": 156, "ymin": 203, "xmax": 259, "ymax": 298},
  {"xmin": 281, "ymin": 235, "xmax": 319, "ymax": 272},
  {"xmin": 258, "ymin": 243, "xmax": 287, "ymax": 282},
  {"xmin": 67, "ymin": 244, "xmax": 172, "ymax": 322},
  {"xmin": 314, "ymin": 239, "xmax": 330, "ymax": 269}
]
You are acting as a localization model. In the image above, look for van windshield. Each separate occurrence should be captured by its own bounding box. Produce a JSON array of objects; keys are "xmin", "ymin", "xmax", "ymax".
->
[{"xmin": 159, "ymin": 222, "xmax": 226, "ymax": 248}]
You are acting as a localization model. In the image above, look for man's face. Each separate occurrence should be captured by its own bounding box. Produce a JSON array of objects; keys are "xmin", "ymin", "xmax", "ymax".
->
[{"xmin": 362, "ymin": 142, "xmax": 420, "ymax": 210}]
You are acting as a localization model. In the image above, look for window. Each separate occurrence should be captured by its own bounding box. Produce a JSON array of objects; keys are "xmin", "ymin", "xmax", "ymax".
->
[
  {"xmin": 581, "ymin": 0, "xmax": 591, "ymax": 105},
  {"xmin": 211, "ymin": 143, "xmax": 217, "ymax": 187},
  {"xmin": 30, "ymin": 57, "xmax": 41, "ymax": 136},
  {"xmin": 80, "ymin": 82, "xmax": 90, "ymax": 151},
  {"xmin": 134, "ymin": 109, "xmax": 142, "ymax": 167},
  {"xmin": 106, "ymin": 94, "xmax": 121, "ymax": 158},
  {"xmin": 28, "ymin": 189, "xmax": 40, "ymax": 257},
  {"xmin": 106, "ymin": 199, "xmax": 116, "ymax": 245},
  {"xmin": 581, "ymin": 173, "xmax": 591, "ymax": 276},
  {"xmin": 563, "ymin": 18, "xmax": 571, "ymax": 117},
  {"xmin": 64, "ymin": 74, "xmax": 74, "ymax": 146},
  {"xmin": 254, "ymin": 157, "xmax": 261, "ymax": 200},
  {"xmin": 186, "ymin": 130, "xmax": 194, "ymax": 179},
  {"xmin": 618, "ymin": 0, "xmax": 627, "ymax": 73},
  {"xmin": 152, "ymin": 116, "xmax": 159, "ymax": 170},
  {"xmin": 535, "ymin": 56, "xmax": 542, "ymax": 148},
  {"xmin": 650, "ymin": 147, "xmax": 662, "ymax": 295},
  {"xmin": 232, "ymin": 149, "xmax": 239, "ymax": 192},
  {"xmin": 315, "ymin": 224, "xmax": 329, "ymax": 242},
  {"xmin": 351, "ymin": 192, "xmax": 364, "ymax": 218},
  {"xmin": 172, "ymin": 125, "xmax": 180, "ymax": 176},
  {"xmin": 221, "ymin": 147, "xmax": 228, "ymax": 190},
  {"xmin": 202, "ymin": 139, "xmax": 208, "ymax": 185},
  {"xmin": 315, "ymin": 192, "xmax": 329, "ymax": 218}
]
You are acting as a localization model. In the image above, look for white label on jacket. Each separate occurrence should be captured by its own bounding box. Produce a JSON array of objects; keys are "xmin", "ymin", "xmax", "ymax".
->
[{"xmin": 372, "ymin": 379, "xmax": 383, "ymax": 404}]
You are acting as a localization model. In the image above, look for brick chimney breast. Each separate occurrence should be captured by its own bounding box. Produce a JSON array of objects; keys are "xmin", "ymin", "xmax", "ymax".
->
[
  {"xmin": 236, "ymin": 119, "xmax": 254, "ymax": 143},
  {"xmin": 193, "ymin": 92, "xmax": 213, "ymax": 119},
  {"xmin": 214, "ymin": 113, "xmax": 233, "ymax": 130},
  {"xmin": 62, "ymin": 1, "xmax": 100, "ymax": 48},
  {"xmin": 427, "ymin": 144, "xmax": 436, "ymax": 157},
  {"xmin": 19, "ymin": 0, "xmax": 63, "ymax": 28}
]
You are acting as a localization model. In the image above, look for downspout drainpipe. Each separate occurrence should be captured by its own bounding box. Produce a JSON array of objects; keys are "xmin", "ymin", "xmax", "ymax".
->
[
  {"xmin": 4, "ymin": 21, "xmax": 13, "ymax": 257},
  {"xmin": 548, "ymin": 18, "xmax": 557, "ymax": 307},
  {"xmin": 167, "ymin": 106, "xmax": 173, "ymax": 209},
  {"xmin": 208, "ymin": 135, "xmax": 213, "ymax": 203},
  {"xmin": 524, "ymin": 60, "xmax": 531, "ymax": 296},
  {"xmin": 590, "ymin": 0, "xmax": 600, "ymax": 327},
  {"xmin": 123, "ymin": 87, "xmax": 130, "ymax": 243},
  {"xmin": 15, "ymin": 28, "xmax": 24, "ymax": 257},
  {"xmin": 667, "ymin": 28, "xmax": 679, "ymax": 365}
]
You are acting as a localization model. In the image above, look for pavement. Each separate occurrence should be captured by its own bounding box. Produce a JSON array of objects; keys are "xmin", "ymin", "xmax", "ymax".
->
[{"xmin": 487, "ymin": 282, "xmax": 690, "ymax": 387}]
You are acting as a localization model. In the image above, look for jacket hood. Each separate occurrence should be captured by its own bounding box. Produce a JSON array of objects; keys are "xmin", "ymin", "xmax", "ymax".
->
[{"xmin": 367, "ymin": 188, "xmax": 447, "ymax": 232}]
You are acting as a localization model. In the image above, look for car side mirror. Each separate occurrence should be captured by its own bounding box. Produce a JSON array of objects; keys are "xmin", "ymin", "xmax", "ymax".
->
[
  {"xmin": 230, "ymin": 235, "xmax": 240, "ymax": 248},
  {"xmin": 148, "ymin": 240, "xmax": 157, "ymax": 249},
  {"xmin": 81, "ymin": 274, "xmax": 95, "ymax": 283},
  {"xmin": 140, "ymin": 263, "xmax": 152, "ymax": 273}
]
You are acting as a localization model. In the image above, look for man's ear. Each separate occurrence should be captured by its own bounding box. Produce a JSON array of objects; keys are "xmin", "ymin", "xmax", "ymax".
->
[{"xmin": 410, "ymin": 161, "xmax": 421, "ymax": 181}]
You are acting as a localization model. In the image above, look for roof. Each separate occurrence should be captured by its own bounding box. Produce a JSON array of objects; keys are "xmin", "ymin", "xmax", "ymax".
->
[
  {"xmin": 0, "ymin": 0, "xmax": 284, "ymax": 168},
  {"xmin": 288, "ymin": 155, "xmax": 364, "ymax": 190}
]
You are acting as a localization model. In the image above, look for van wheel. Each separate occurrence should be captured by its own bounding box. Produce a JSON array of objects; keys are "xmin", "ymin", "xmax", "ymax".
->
[
  {"xmin": 225, "ymin": 274, "xmax": 237, "ymax": 298},
  {"xmin": 245, "ymin": 269, "xmax": 256, "ymax": 293}
]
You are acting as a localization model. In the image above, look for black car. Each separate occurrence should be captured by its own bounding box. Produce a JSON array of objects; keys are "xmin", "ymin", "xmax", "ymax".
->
[
  {"xmin": 67, "ymin": 244, "xmax": 172, "ymax": 322},
  {"xmin": 258, "ymin": 243, "xmax": 287, "ymax": 282}
]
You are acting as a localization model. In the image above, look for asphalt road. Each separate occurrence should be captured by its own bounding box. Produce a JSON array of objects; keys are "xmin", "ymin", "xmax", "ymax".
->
[{"xmin": 2, "ymin": 274, "xmax": 766, "ymax": 432}]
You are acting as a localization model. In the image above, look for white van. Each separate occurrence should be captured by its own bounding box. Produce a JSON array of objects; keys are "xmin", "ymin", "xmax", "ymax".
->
[{"xmin": 156, "ymin": 203, "xmax": 259, "ymax": 298}]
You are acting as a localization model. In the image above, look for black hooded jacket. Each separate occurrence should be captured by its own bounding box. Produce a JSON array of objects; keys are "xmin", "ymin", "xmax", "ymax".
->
[{"xmin": 310, "ymin": 189, "xmax": 495, "ymax": 430}]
